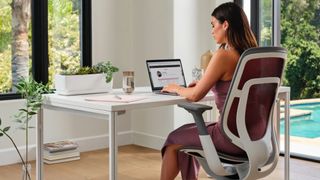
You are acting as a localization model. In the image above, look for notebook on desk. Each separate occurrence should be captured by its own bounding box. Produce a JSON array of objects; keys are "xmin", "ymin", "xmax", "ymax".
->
[{"xmin": 146, "ymin": 59, "xmax": 186, "ymax": 96}]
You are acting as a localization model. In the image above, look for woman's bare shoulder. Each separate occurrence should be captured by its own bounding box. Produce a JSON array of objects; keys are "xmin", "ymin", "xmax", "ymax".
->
[{"xmin": 212, "ymin": 48, "xmax": 239, "ymax": 62}]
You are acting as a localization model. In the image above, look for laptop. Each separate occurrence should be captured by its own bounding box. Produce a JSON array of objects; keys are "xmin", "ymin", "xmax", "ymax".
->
[{"xmin": 146, "ymin": 59, "xmax": 187, "ymax": 95}]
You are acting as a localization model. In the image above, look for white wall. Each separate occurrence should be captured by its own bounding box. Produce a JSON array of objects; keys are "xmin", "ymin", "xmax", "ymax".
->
[
  {"xmin": 129, "ymin": 0, "xmax": 175, "ymax": 149},
  {"xmin": 92, "ymin": 0, "xmax": 133, "ymax": 88},
  {"xmin": 0, "ymin": 0, "xmax": 224, "ymax": 165},
  {"xmin": 131, "ymin": 0, "xmax": 174, "ymax": 86}
]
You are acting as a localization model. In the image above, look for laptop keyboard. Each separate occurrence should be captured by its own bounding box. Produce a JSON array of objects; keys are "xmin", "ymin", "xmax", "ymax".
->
[{"xmin": 155, "ymin": 91, "xmax": 179, "ymax": 96}]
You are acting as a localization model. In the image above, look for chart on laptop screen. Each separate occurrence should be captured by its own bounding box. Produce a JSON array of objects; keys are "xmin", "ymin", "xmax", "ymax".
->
[{"xmin": 147, "ymin": 60, "xmax": 185, "ymax": 88}]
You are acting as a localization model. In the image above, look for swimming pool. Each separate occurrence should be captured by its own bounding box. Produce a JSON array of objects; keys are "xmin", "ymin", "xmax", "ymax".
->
[{"xmin": 280, "ymin": 102, "xmax": 320, "ymax": 138}]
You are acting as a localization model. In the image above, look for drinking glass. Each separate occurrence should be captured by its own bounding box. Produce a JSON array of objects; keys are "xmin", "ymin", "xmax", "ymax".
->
[{"xmin": 122, "ymin": 71, "xmax": 134, "ymax": 94}]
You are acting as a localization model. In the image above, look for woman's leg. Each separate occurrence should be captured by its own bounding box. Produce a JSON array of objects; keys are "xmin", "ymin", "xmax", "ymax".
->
[
  {"xmin": 160, "ymin": 144, "xmax": 183, "ymax": 180},
  {"xmin": 161, "ymin": 123, "xmax": 206, "ymax": 180}
]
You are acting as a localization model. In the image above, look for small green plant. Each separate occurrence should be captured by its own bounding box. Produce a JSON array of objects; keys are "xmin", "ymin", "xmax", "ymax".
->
[
  {"xmin": 93, "ymin": 62, "xmax": 119, "ymax": 83},
  {"xmin": 0, "ymin": 118, "xmax": 30, "ymax": 179},
  {"xmin": 0, "ymin": 76, "xmax": 52, "ymax": 180},
  {"xmin": 60, "ymin": 61, "xmax": 119, "ymax": 83}
]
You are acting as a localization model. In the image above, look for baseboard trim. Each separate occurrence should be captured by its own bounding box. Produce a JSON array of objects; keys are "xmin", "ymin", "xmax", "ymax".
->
[{"xmin": 132, "ymin": 131, "xmax": 166, "ymax": 150}]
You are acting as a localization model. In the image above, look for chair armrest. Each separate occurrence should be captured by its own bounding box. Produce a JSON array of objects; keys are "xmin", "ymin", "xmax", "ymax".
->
[
  {"xmin": 178, "ymin": 102, "xmax": 212, "ymax": 135},
  {"xmin": 178, "ymin": 102, "xmax": 212, "ymax": 113}
]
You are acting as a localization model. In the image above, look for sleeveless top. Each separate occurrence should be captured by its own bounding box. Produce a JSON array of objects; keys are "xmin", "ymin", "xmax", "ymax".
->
[{"xmin": 211, "ymin": 80, "xmax": 231, "ymax": 115}]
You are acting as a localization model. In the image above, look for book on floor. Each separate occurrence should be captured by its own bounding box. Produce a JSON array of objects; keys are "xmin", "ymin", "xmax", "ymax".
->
[
  {"xmin": 44, "ymin": 140, "xmax": 78, "ymax": 153},
  {"xmin": 44, "ymin": 149, "xmax": 80, "ymax": 161},
  {"xmin": 44, "ymin": 156, "xmax": 80, "ymax": 164}
]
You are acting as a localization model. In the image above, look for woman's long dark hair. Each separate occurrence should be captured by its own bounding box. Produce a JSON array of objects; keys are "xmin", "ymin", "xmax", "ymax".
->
[{"xmin": 212, "ymin": 2, "xmax": 258, "ymax": 54}]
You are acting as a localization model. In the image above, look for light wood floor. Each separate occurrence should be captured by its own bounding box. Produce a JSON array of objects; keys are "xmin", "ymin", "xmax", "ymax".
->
[{"xmin": 0, "ymin": 145, "xmax": 319, "ymax": 180}]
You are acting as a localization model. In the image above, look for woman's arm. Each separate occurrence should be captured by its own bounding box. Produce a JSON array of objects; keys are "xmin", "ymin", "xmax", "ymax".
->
[{"xmin": 162, "ymin": 49, "xmax": 233, "ymax": 101}]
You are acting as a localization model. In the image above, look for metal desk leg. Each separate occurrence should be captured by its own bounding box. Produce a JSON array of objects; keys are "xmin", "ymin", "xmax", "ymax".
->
[
  {"xmin": 276, "ymin": 99, "xmax": 280, "ymax": 151},
  {"xmin": 36, "ymin": 107, "xmax": 44, "ymax": 180},
  {"xmin": 284, "ymin": 91, "xmax": 290, "ymax": 180},
  {"xmin": 109, "ymin": 112, "xmax": 117, "ymax": 180}
]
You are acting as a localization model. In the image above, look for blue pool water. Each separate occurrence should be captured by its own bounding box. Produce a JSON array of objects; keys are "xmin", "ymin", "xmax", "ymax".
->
[{"xmin": 280, "ymin": 102, "xmax": 320, "ymax": 138}]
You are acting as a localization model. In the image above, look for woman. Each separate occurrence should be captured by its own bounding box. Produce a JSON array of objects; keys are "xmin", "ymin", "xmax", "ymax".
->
[{"xmin": 160, "ymin": 2, "xmax": 258, "ymax": 180}]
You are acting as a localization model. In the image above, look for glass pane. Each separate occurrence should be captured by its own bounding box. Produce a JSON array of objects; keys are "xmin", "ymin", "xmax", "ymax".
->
[
  {"xmin": 48, "ymin": 0, "xmax": 81, "ymax": 88},
  {"xmin": 259, "ymin": 0, "xmax": 272, "ymax": 46},
  {"xmin": 0, "ymin": 0, "xmax": 32, "ymax": 93},
  {"xmin": 280, "ymin": 0, "xmax": 320, "ymax": 160}
]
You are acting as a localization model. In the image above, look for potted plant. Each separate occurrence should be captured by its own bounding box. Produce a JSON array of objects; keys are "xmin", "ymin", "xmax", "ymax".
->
[
  {"xmin": 0, "ymin": 77, "xmax": 51, "ymax": 180},
  {"xmin": 54, "ymin": 61, "xmax": 119, "ymax": 95}
]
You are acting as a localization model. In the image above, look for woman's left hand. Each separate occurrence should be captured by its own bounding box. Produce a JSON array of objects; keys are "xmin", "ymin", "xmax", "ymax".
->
[{"xmin": 161, "ymin": 83, "xmax": 182, "ymax": 93}]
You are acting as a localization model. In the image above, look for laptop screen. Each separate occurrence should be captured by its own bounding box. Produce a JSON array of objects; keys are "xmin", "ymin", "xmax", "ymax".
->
[{"xmin": 146, "ymin": 59, "xmax": 186, "ymax": 91}]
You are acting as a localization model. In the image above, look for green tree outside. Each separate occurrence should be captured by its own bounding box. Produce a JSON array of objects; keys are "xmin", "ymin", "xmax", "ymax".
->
[
  {"xmin": 259, "ymin": 0, "xmax": 272, "ymax": 46},
  {"xmin": 48, "ymin": 0, "xmax": 80, "ymax": 88},
  {"xmin": 281, "ymin": 0, "xmax": 320, "ymax": 99},
  {"xmin": 0, "ymin": 0, "xmax": 80, "ymax": 92},
  {"xmin": 0, "ymin": 0, "xmax": 12, "ymax": 92}
]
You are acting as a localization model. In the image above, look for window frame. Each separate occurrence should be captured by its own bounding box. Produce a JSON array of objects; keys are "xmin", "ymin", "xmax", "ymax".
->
[
  {"xmin": 234, "ymin": 0, "xmax": 260, "ymax": 42},
  {"xmin": 250, "ymin": 0, "xmax": 259, "ymax": 42},
  {"xmin": 0, "ymin": 0, "xmax": 92, "ymax": 100},
  {"xmin": 235, "ymin": 0, "xmax": 280, "ymax": 47}
]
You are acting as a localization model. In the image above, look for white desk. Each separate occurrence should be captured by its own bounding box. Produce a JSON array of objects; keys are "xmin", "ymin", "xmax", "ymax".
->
[{"xmin": 36, "ymin": 86, "xmax": 290, "ymax": 180}]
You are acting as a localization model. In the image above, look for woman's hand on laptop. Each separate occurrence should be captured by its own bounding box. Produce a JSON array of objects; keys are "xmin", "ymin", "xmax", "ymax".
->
[{"xmin": 161, "ymin": 83, "xmax": 183, "ymax": 94}]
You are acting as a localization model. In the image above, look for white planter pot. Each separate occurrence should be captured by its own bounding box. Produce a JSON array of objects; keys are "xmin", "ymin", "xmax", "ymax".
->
[{"xmin": 54, "ymin": 74, "xmax": 112, "ymax": 95}]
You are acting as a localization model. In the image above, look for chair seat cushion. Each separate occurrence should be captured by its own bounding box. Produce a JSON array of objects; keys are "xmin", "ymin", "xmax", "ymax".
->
[{"xmin": 180, "ymin": 146, "xmax": 248, "ymax": 164}]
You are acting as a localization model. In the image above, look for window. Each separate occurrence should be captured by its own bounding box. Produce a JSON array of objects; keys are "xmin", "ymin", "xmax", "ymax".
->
[
  {"xmin": 0, "ymin": 0, "xmax": 30, "ymax": 98},
  {"xmin": 258, "ymin": 0, "xmax": 272, "ymax": 46},
  {"xmin": 0, "ymin": 0, "xmax": 91, "ymax": 100},
  {"xmin": 48, "ymin": 0, "xmax": 81, "ymax": 87},
  {"xmin": 239, "ymin": 0, "xmax": 279, "ymax": 46}
]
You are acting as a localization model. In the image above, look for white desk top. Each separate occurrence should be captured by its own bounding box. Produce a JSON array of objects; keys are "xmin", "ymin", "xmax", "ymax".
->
[
  {"xmin": 43, "ymin": 87, "xmax": 214, "ymax": 114},
  {"xmin": 43, "ymin": 86, "xmax": 289, "ymax": 115}
]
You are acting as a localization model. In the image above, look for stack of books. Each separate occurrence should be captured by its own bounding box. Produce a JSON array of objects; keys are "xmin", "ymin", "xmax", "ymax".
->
[{"xmin": 43, "ymin": 140, "xmax": 80, "ymax": 164}]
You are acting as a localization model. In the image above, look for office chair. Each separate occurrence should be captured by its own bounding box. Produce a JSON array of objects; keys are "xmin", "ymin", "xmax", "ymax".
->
[{"xmin": 178, "ymin": 47, "xmax": 287, "ymax": 180}]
